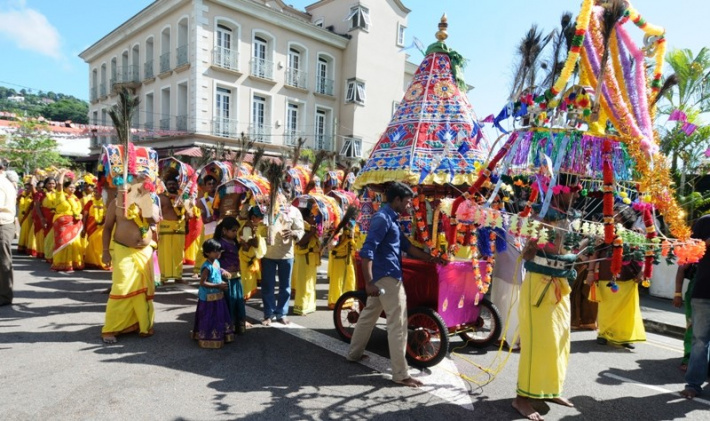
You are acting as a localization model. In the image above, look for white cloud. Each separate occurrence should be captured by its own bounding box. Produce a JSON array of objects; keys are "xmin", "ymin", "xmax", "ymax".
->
[{"xmin": 0, "ymin": 4, "xmax": 62, "ymax": 60}]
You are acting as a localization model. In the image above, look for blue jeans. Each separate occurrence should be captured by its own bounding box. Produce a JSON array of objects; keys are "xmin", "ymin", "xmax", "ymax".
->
[
  {"xmin": 261, "ymin": 258, "xmax": 293, "ymax": 319},
  {"xmin": 685, "ymin": 298, "xmax": 710, "ymax": 394}
]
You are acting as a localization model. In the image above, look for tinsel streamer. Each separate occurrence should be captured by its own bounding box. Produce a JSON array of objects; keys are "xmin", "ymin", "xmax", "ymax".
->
[
  {"xmin": 602, "ymin": 140, "xmax": 615, "ymax": 244},
  {"xmin": 616, "ymin": 29, "xmax": 642, "ymax": 125},
  {"xmin": 608, "ymin": 31, "xmax": 635, "ymax": 126},
  {"xmin": 642, "ymin": 207, "xmax": 656, "ymax": 280},
  {"xmin": 616, "ymin": 24, "xmax": 654, "ymax": 145},
  {"xmin": 452, "ymin": 132, "xmax": 519, "ymax": 221},
  {"xmin": 611, "ymin": 236, "xmax": 624, "ymax": 278}
]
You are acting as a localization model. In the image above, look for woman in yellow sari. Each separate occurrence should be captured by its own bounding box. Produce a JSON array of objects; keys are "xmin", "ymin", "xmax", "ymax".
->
[
  {"xmin": 17, "ymin": 178, "xmax": 36, "ymax": 255},
  {"xmin": 83, "ymin": 186, "xmax": 109, "ymax": 269},
  {"xmin": 49, "ymin": 170, "xmax": 84, "ymax": 272},
  {"xmin": 41, "ymin": 177, "xmax": 60, "ymax": 263},
  {"xmin": 237, "ymin": 206, "xmax": 266, "ymax": 300}
]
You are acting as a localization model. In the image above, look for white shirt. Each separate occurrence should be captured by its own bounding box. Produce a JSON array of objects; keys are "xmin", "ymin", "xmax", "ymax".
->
[
  {"xmin": 0, "ymin": 173, "xmax": 17, "ymax": 225},
  {"xmin": 264, "ymin": 205, "xmax": 305, "ymax": 260}
]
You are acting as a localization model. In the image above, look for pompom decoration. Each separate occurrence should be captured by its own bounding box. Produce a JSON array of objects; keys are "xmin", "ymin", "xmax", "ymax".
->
[
  {"xmin": 602, "ymin": 140, "xmax": 615, "ymax": 244},
  {"xmin": 611, "ymin": 236, "xmax": 624, "ymax": 279},
  {"xmin": 642, "ymin": 207, "xmax": 656, "ymax": 281}
]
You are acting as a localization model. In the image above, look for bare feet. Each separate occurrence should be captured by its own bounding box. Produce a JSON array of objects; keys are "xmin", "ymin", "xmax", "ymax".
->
[
  {"xmin": 276, "ymin": 317, "xmax": 291, "ymax": 325},
  {"xmin": 679, "ymin": 363, "xmax": 688, "ymax": 372},
  {"xmin": 244, "ymin": 321, "xmax": 253, "ymax": 328},
  {"xmin": 513, "ymin": 396, "xmax": 544, "ymax": 421},
  {"xmin": 347, "ymin": 354, "xmax": 370, "ymax": 362},
  {"xmin": 680, "ymin": 388, "xmax": 698, "ymax": 400},
  {"xmin": 102, "ymin": 335, "xmax": 117, "ymax": 344},
  {"xmin": 547, "ymin": 397, "xmax": 574, "ymax": 407},
  {"xmin": 394, "ymin": 377, "xmax": 424, "ymax": 388},
  {"xmin": 261, "ymin": 318, "xmax": 272, "ymax": 326}
]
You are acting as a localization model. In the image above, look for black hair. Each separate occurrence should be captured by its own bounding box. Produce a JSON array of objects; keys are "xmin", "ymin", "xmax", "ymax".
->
[
  {"xmin": 44, "ymin": 177, "xmax": 56, "ymax": 185},
  {"xmin": 213, "ymin": 216, "xmax": 239, "ymax": 240},
  {"xmin": 204, "ymin": 175, "xmax": 217, "ymax": 184},
  {"xmin": 202, "ymin": 238, "xmax": 223, "ymax": 257},
  {"xmin": 299, "ymin": 206, "xmax": 311, "ymax": 220},
  {"xmin": 63, "ymin": 179, "xmax": 72, "ymax": 189},
  {"xmin": 385, "ymin": 181, "xmax": 415, "ymax": 203},
  {"xmin": 614, "ymin": 203, "xmax": 637, "ymax": 230}
]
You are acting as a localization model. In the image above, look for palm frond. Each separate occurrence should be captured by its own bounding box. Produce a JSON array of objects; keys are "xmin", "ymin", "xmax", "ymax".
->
[{"xmin": 262, "ymin": 161, "xmax": 287, "ymax": 224}]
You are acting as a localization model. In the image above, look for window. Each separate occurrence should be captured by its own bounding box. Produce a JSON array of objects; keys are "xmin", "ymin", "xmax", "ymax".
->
[
  {"xmin": 347, "ymin": 6, "xmax": 370, "ymax": 31},
  {"xmin": 286, "ymin": 103, "xmax": 299, "ymax": 145},
  {"xmin": 215, "ymin": 87, "xmax": 232, "ymax": 137},
  {"xmin": 251, "ymin": 35, "xmax": 273, "ymax": 79},
  {"xmin": 340, "ymin": 137, "xmax": 362, "ymax": 158},
  {"xmin": 346, "ymin": 78, "xmax": 366, "ymax": 104},
  {"xmin": 286, "ymin": 47, "xmax": 306, "ymax": 88},
  {"xmin": 316, "ymin": 56, "xmax": 333, "ymax": 95},
  {"xmin": 251, "ymin": 94, "xmax": 269, "ymax": 142},
  {"xmin": 315, "ymin": 109, "xmax": 328, "ymax": 150},
  {"xmin": 397, "ymin": 23, "xmax": 406, "ymax": 47}
]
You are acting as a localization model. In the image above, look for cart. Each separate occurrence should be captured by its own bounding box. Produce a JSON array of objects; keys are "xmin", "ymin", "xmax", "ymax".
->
[{"xmin": 333, "ymin": 257, "xmax": 501, "ymax": 368}]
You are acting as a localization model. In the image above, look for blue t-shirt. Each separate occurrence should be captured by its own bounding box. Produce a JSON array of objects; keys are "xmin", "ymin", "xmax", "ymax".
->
[
  {"xmin": 359, "ymin": 204, "xmax": 412, "ymax": 282},
  {"xmin": 198, "ymin": 260, "xmax": 224, "ymax": 301}
]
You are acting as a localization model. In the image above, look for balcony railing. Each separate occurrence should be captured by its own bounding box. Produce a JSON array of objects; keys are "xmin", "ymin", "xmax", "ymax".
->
[
  {"xmin": 212, "ymin": 117, "xmax": 239, "ymax": 138},
  {"xmin": 144, "ymin": 60, "xmax": 154, "ymax": 79},
  {"xmin": 315, "ymin": 77, "xmax": 334, "ymax": 96},
  {"xmin": 114, "ymin": 65, "xmax": 140, "ymax": 86},
  {"xmin": 314, "ymin": 134, "xmax": 333, "ymax": 151},
  {"xmin": 144, "ymin": 121, "xmax": 153, "ymax": 131},
  {"xmin": 284, "ymin": 131, "xmax": 304, "ymax": 146},
  {"xmin": 176, "ymin": 44, "xmax": 188, "ymax": 67},
  {"xmin": 212, "ymin": 46, "xmax": 239, "ymax": 71},
  {"xmin": 90, "ymin": 87, "xmax": 97, "ymax": 102},
  {"xmin": 160, "ymin": 117, "xmax": 171, "ymax": 131},
  {"xmin": 249, "ymin": 125, "xmax": 271, "ymax": 143},
  {"xmin": 176, "ymin": 115, "xmax": 188, "ymax": 131},
  {"xmin": 285, "ymin": 68, "xmax": 308, "ymax": 89},
  {"xmin": 160, "ymin": 52, "xmax": 171, "ymax": 74},
  {"xmin": 100, "ymin": 83, "xmax": 107, "ymax": 97},
  {"xmin": 250, "ymin": 58, "xmax": 274, "ymax": 80}
]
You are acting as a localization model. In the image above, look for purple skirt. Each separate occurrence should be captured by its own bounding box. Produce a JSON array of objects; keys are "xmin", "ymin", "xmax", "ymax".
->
[{"xmin": 191, "ymin": 292, "xmax": 235, "ymax": 348}]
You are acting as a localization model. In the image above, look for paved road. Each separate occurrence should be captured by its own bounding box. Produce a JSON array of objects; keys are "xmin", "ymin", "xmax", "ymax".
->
[{"xmin": 1, "ymin": 251, "xmax": 709, "ymax": 420}]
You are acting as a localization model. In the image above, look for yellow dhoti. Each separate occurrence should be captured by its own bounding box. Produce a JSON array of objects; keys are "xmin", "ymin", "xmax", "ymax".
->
[
  {"xmin": 193, "ymin": 222, "xmax": 215, "ymax": 275},
  {"xmin": 327, "ymin": 251, "xmax": 356, "ymax": 308},
  {"xmin": 596, "ymin": 280, "xmax": 646, "ymax": 344},
  {"xmin": 102, "ymin": 242, "xmax": 155, "ymax": 338},
  {"xmin": 158, "ymin": 219, "xmax": 186, "ymax": 281},
  {"xmin": 18, "ymin": 214, "xmax": 35, "ymax": 255},
  {"xmin": 84, "ymin": 228, "xmax": 107, "ymax": 269},
  {"xmin": 517, "ymin": 271, "xmax": 571, "ymax": 399},
  {"xmin": 293, "ymin": 244, "xmax": 319, "ymax": 315}
]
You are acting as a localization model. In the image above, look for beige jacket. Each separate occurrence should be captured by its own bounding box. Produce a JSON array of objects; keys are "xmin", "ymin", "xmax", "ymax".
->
[{"xmin": 264, "ymin": 205, "xmax": 304, "ymax": 260}]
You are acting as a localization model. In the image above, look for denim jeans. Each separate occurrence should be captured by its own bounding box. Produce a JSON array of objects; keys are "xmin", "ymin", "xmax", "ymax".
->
[
  {"xmin": 685, "ymin": 298, "xmax": 710, "ymax": 394},
  {"xmin": 261, "ymin": 258, "xmax": 294, "ymax": 319}
]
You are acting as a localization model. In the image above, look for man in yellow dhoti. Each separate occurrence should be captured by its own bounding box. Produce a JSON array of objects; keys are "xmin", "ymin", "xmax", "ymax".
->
[
  {"xmin": 327, "ymin": 221, "xmax": 357, "ymax": 309},
  {"xmin": 158, "ymin": 178, "xmax": 189, "ymax": 284},
  {"xmin": 514, "ymin": 177, "xmax": 581, "ymax": 421},
  {"xmin": 101, "ymin": 177, "xmax": 160, "ymax": 344}
]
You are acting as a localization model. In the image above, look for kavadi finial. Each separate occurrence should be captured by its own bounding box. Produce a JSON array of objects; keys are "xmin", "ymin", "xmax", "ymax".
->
[{"xmin": 436, "ymin": 13, "xmax": 448, "ymax": 42}]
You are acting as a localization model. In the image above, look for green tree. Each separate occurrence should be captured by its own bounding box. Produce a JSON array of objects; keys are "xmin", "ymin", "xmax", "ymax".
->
[
  {"xmin": 43, "ymin": 99, "xmax": 89, "ymax": 124},
  {"xmin": 658, "ymin": 47, "xmax": 710, "ymax": 196},
  {"xmin": 3, "ymin": 119, "xmax": 70, "ymax": 174}
]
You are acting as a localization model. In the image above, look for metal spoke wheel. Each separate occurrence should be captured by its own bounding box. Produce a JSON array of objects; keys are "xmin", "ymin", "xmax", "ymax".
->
[
  {"xmin": 333, "ymin": 290, "xmax": 368, "ymax": 343},
  {"xmin": 458, "ymin": 298, "xmax": 502, "ymax": 348},
  {"xmin": 406, "ymin": 307, "xmax": 449, "ymax": 368}
]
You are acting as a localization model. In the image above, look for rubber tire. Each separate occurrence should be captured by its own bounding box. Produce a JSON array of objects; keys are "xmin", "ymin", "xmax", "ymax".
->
[
  {"xmin": 333, "ymin": 290, "xmax": 368, "ymax": 343},
  {"xmin": 406, "ymin": 307, "xmax": 450, "ymax": 368},
  {"xmin": 458, "ymin": 298, "xmax": 502, "ymax": 348}
]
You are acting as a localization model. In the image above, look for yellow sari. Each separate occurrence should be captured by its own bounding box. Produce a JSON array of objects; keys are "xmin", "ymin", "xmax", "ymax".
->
[
  {"xmin": 102, "ymin": 242, "xmax": 155, "ymax": 338},
  {"xmin": 42, "ymin": 191, "xmax": 58, "ymax": 262},
  {"xmin": 237, "ymin": 222, "xmax": 266, "ymax": 299},
  {"xmin": 49, "ymin": 191, "xmax": 84, "ymax": 271},
  {"xmin": 327, "ymin": 226, "xmax": 357, "ymax": 308},
  {"xmin": 17, "ymin": 192, "xmax": 35, "ymax": 255},
  {"xmin": 293, "ymin": 222, "xmax": 320, "ymax": 315},
  {"xmin": 84, "ymin": 197, "xmax": 108, "ymax": 269}
]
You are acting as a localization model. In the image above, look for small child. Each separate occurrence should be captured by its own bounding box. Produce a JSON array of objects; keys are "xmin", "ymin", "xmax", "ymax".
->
[
  {"xmin": 191, "ymin": 239, "xmax": 234, "ymax": 348},
  {"xmin": 214, "ymin": 216, "xmax": 250, "ymax": 334}
]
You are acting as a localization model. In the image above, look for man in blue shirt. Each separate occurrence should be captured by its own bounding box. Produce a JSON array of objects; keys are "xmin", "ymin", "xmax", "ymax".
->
[{"xmin": 347, "ymin": 182, "xmax": 445, "ymax": 387}]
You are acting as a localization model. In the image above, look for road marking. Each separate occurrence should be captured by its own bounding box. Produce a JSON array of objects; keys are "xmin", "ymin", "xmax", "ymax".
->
[
  {"xmin": 602, "ymin": 373, "xmax": 710, "ymax": 406},
  {"xmin": 243, "ymin": 306, "xmax": 474, "ymax": 411}
]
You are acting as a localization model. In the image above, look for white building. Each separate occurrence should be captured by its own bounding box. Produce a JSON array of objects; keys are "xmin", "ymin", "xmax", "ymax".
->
[{"xmin": 79, "ymin": 0, "xmax": 417, "ymax": 162}]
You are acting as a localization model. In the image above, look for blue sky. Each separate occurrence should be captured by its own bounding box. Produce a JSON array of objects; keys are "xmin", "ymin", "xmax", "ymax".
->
[{"xmin": 0, "ymin": 0, "xmax": 707, "ymax": 120}]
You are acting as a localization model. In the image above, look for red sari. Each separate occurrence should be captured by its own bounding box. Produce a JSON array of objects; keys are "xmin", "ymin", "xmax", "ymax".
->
[{"xmin": 30, "ymin": 191, "xmax": 46, "ymax": 258}]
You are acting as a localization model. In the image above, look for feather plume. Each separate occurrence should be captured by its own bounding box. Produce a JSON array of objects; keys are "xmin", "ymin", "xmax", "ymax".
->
[
  {"xmin": 108, "ymin": 88, "xmax": 140, "ymax": 152},
  {"xmin": 652, "ymin": 73, "xmax": 679, "ymax": 106},
  {"xmin": 251, "ymin": 146, "xmax": 265, "ymax": 175},
  {"xmin": 290, "ymin": 137, "xmax": 307, "ymax": 169},
  {"xmin": 262, "ymin": 161, "xmax": 287, "ymax": 225},
  {"xmin": 304, "ymin": 150, "xmax": 329, "ymax": 194},
  {"xmin": 591, "ymin": 0, "xmax": 626, "ymax": 121},
  {"xmin": 542, "ymin": 12, "xmax": 574, "ymax": 89},
  {"xmin": 509, "ymin": 25, "xmax": 554, "ymax": 99},
  {"xmin": 320, "ymin": 205, "xmax": 358, "ymax": 252}
]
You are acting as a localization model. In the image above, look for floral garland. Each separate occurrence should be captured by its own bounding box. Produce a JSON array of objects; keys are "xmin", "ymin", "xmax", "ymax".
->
[
  {"xmin": 602, "ymin": 140, "xmax": 615, "ymax": 244},
  {"xmin": 126, "ymin": 203, "xmax": 151, "ymax": 238}
]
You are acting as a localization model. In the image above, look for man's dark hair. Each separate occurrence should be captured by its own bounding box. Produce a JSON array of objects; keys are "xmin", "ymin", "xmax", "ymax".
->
[
  {"xmin": 385, "ymin": 182, "xmax": 414, "ymax": 203},
  {"xmin": 204, "ymin": 175, "xmax": 217, "ymax": 185}
]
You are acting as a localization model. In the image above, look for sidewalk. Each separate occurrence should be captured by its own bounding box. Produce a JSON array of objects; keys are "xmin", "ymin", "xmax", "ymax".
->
[{"xmin": 639, "ymin": 290, "xmax": 686, "ymax": 339}]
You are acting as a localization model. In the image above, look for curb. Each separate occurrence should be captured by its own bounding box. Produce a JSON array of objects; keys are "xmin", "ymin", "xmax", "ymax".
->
[{"xmin": 642, "ymin": 319, "xmax": 685, "ymax": 340}]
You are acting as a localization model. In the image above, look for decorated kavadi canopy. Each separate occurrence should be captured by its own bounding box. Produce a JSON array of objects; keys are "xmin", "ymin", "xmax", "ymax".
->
[
  {"xmin": 294, "ymin": 192, "xmax": 342, "ymax": 232},
  {"xmin": 355, "ymin": 16, "xmax": 489, "ymax": 189},
  {"xmin": 159, "ymin": 157, "xmax": 198, "ymax": 206},
  {"xmin": 98, "ymin": 144, "xmax": 159, "ymax": 189},
  {"xmin": 197, "ymin": 160, "xmax": 233, "ymax": 186}
]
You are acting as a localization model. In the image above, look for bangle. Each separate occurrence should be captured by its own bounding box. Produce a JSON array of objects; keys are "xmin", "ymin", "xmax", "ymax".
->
[{"xmin": 674, "ymin": 292, "xmax": 682, "ymax": 297}]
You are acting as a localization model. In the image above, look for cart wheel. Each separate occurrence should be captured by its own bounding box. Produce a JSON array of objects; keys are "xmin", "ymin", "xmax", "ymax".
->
[
  {"xmin": 458, "ymin": 298, "xmax": 502, "ymax": 348},
  {"xmin": 406, "ymin": 307, "xmax": 449, "ymax": 368},
  {"xmin": 333, "ymin": 291, "xmax": 368, "ymax": 343}
]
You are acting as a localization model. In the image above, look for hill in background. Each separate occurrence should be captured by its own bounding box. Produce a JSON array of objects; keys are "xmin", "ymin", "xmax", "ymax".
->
[{"xmin": 0, "ymin": 85, "xmax": 89, "ymax": 124}]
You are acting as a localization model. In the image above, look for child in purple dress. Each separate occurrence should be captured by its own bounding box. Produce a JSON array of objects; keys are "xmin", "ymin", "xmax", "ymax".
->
[
  {"xmin": 214, "ymin": 216, "xmax": 250, "ymax": 334},
  {"xmin": 191, "ymin": 239, "xmax": 234, "ymax": 348}
]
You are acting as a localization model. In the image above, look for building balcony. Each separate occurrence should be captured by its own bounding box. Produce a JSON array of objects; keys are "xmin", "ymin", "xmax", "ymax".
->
[
  {"xmin": 144, "ymin": 60, "xmax": 154, "ymax": 80},
  {"xmin": 112, "ymin": 65, "xmax": 141, "ymax": 90},
  {"xmin": 285, "ymin": 68, "xmax": 308, "ymax": 90},
  {"xmin": 159, "ymin": 52, "xmax": 171, "ymax": 75},
  {"xmin": 90, "ymin": 87, "xmax": 98, "ymax": 103},
  {"xmin": 212, "ymin": 117, "xmax": 239, "ymax": 138},
  {"xmin": 285, "ymin": 131, "xmax": 305, "ymax": 146},
  {"xmin": 144, "ymin": 121, "xmax": 153, "ymax": 131},
  {"xmin": 250, "ymin": 58, "xmax": 274, "ymax": 81},
  {"xmin": 160, "ymin": 117, "xmax": 171, "ymax": 131},
  {"xmin": 212, "ymin": 46, "xmax": 239, "ymax": 73},
  {"xmin": 176, "ymin": 114, "xmax": 188, "ymax": 132},
  {"xmin": 315, "ymin": 77, "xmax": 334, "ymax": 96},
  {"xmin": 249, "ymin": 125, "xmax": 271, "ymax": 143},
  {"xmin": 315, "ymin": 134, "xmax": 333, "ymax": 151},
  {"xmin": 99, "ymin": 83, "xmax": 107, "ymax": 98},
  {"xmin": 175, "ymin": 44, "xmax": 189, "ymax": 71}
]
